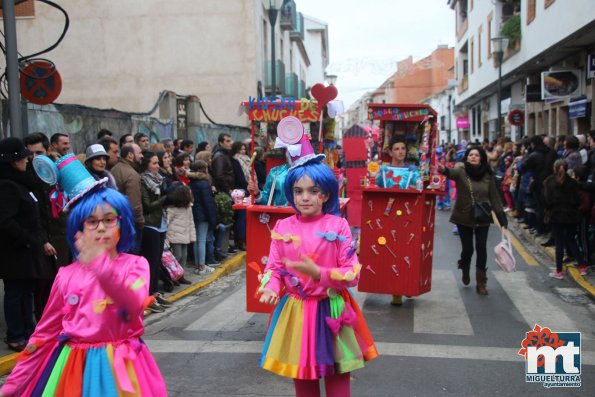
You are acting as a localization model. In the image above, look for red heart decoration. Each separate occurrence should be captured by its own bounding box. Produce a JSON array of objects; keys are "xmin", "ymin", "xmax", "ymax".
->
[{"xmin": 310, "ymin": 83, "xmax": 338, "ymax": 110}]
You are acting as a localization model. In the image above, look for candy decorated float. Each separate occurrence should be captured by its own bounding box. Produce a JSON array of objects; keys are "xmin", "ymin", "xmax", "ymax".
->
[{"xmin": 354, "ymin": 103, "xmax": 445, "ymax": 297}]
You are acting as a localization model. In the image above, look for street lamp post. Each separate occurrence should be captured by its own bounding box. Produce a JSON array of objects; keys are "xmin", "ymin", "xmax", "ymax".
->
[
  {"xmin": 491, "ymin": 36, "xmax": 509, "ymax": 139},
  {"xmin": 325, "ymin": 74, "xmax": 337, "ymax": 86},
  {"xmin": 266, "ymin": 0, "xmax": 284, "ymax": 97}
]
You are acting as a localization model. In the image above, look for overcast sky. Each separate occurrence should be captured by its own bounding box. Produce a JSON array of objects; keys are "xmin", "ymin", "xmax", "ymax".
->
[{"xmin": 296, "ymin": 0, "xmax": 456, "ymax": 108}]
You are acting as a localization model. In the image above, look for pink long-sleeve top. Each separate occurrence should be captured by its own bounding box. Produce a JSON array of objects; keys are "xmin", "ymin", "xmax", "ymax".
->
[
  {"xmin": 263, "ymin": 213, "xmax": 360, "ymax": 298},
  {"xmin": 1, "ymin": 252, "xmax": 150, "ymax": 396}
]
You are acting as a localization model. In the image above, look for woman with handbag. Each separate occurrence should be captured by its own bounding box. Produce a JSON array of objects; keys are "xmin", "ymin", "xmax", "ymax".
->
[{"xmin": 438, "ymin": 146, "xmax": 508, "ymax": 295}]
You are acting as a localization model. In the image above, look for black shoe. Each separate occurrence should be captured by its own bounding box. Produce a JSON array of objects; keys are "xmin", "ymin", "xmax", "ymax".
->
[
  {"xmin": 161, "ymin": 280, "xmax": 174, "ymax": 293},
  {"xmin": 172, "ymin": 279, "xmax": 180, "ymax": 286},
  {"xmin": 148, "ymin": 302, "xmax": 165, "ymax": 313},
  {"xmin": 5, "ymin": 340, "xmax": 26, "ymax": 352},
  {"xmin": 541, "ymin": 239, "xmax": 554, "ymax": 247},
  {"xmin": 178, "ymin": 277, "xmax": 191, "ymax": 285},
  {"xmin": 228, "ymin": 247, "xmax": 238, "ymax": 254},
  {"xmin": 563, "ymin": 256, "xmax": 574, "ymax": 263},
  {"xmin": 215, "ymin": 252, "xmax": 228, "ymax": 261},
  {"xmin": 156, "ymin": 293, "xmax": 173, "ymax": 307}
]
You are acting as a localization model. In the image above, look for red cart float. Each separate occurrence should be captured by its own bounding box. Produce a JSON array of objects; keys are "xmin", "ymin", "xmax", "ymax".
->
[{"xmin": 357, "ymin": 103, "xmax": 444, "ymax": 297}]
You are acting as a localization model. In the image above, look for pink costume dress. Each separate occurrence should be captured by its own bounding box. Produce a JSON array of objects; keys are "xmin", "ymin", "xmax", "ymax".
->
[
  {"xmin": 259, "ymin": 213, "xmax": 378, "ymax": 380},
  {"xmin": 0, "ymin": 253, "xmax": 167, "ymax": 397}
]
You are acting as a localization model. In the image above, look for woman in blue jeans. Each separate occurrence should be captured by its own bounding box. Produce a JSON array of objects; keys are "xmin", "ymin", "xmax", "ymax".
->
[{"xmin": 189, "ymin": 160, "xmax": 220, "ymax": 274}]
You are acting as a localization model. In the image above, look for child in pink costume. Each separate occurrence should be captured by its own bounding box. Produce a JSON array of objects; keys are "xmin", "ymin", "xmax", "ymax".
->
[
  {"xmin": 258, "ymin": 161, "xmax": 378, "ymax": 397},
  {"xmin": 0, "ymin": 188, "xmax": 167, "ymax": 396}
]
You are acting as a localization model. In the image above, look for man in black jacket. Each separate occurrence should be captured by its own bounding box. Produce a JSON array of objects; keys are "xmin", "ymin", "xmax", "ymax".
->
[{"xmin": 211, "ymin": 133, "xmax": 234, "ymax": 194}]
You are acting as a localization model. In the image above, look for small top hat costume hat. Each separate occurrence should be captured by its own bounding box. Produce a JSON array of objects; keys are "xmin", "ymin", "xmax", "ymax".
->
[
  {"xmin": 33, "ymin": 153, "xmax": 108, "ymax": 212},
  {"xmin": 0, "ymin": 137, "xmax": 31, "ymax": 163},
  {"xmin": 274, "ymin": 116, "xmax": 325, "ymax": 169}
]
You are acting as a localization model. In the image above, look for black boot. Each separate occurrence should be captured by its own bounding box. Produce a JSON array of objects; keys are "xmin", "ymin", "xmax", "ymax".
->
[{"xmin": 458, "ymin": 259, "xmax": 470, "ymax": 286}]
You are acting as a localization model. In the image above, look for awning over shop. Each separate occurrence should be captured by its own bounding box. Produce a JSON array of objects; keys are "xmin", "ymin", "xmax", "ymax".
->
[
  {"xmin": 456, "ymin": 117, "xmax": 469, "ymax": 129},
  {"xmin": 569, "ymin": 95, "xmax": 588, "ymax": 119}
]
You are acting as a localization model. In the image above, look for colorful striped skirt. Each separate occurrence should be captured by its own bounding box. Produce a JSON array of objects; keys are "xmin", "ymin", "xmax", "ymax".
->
[
  {"xmin": 19, "ymin": 338, "xmax": 167, "ymax": 397},
  {"xmin": 259, "ymin": 289, "xmax": 378, "ymax": 380}
]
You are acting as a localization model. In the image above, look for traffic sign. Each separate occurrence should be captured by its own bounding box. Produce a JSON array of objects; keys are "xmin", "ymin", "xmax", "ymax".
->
[
  {"xmin": 508, "ymin": 109, "xmax": 524, "ymax": 126},
  {"xmin": 19, "ymin": 60, "xmax": 62, "ymax": 105}
]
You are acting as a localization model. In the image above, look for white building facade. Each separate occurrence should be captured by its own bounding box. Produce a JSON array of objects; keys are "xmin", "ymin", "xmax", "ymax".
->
[
  {"xmin": 3, "ymin": 0, "xmax": 328, "ymax": 128},
  {"xmin": 449, "ymin": 0, "xmax": 595, "ymax": 142},
  {"xmin": 423, "ymin": 85, "xmax": 457, "ymax": 146}
]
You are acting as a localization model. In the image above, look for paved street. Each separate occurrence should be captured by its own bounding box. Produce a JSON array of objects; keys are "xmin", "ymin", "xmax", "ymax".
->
[{"xmin": 144, "ymin": 209, "xmax": 595, "ymax": 396}]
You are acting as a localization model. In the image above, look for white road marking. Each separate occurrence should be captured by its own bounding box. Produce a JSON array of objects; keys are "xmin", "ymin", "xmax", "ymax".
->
[
  {"xmin": 145, "ymin": 339, "xmax": 595, "ymax": 365},
  {"xmin": 184, "ymin": 286, "xmax": 255, "ymax": 331},
  {"xmin": 493, "ymin": 271, "xmax": 594, "ymax": 340},
  {"xmin": 414, "ymin": 269, "xmax": 474, "ymax": 335}
]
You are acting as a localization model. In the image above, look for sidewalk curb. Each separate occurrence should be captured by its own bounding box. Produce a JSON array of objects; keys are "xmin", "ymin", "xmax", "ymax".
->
[
  {"xmin": 0, "ymin": 252, "xmax": 247, "ymax": 376},
  {"xmin": 146, "ymin": 251, "xmax": 246, "ymax": 313},
  {"xmin": 508, "ymin": 216, "xmax": 595, "ymax": 300}
]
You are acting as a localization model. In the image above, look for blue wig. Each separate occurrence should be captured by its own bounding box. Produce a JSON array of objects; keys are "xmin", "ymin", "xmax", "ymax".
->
[
  {"xmin": 284, "ymin": 162, "xmax": 340, "ymax": 216},
  {"xmin": 66, "ymin": 187, "xmax": 136, "ymax": 256}
]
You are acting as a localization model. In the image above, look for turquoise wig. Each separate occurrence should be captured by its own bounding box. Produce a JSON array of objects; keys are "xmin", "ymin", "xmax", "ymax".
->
[
  {"xmin": 284, "ymin": 162, "xmax": 340, "ymax": 216},
  {"xmin": 66, "ymin": 187, "xmax": 136, "ymax": 256}
]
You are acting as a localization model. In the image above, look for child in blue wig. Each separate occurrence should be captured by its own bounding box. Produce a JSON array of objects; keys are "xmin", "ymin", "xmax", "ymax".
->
[
  {"xmin": 0, "ymin": 187, "xmax": 167, "ymax": 396},
  {"xmin": 259, "ymin": 159, "xmax": 377, "ymax": 397}
]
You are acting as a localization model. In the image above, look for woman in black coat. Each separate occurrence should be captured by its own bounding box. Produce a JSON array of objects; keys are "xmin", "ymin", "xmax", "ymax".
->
[
  {"xmin": 0, "ymin": 138, "xmax": 50, "ymax": 351},
  {"xmin": 543, "ymin": 159, "xmax": 588, "ymax": 279}
]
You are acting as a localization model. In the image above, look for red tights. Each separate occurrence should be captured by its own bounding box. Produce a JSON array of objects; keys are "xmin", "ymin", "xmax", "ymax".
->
[{"xmin": 294, "ymin": 372, "xmax": 350, "ymax": 397}]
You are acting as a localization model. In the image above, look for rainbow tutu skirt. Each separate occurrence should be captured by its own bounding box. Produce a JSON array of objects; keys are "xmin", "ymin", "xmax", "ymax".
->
[
  {"xmin": 260, "ymin": 289, "xmax": 378, "ymax": 380},
  {"xmin": 19, "ymin": 338, "xmax": 167, "ymax": 397}
]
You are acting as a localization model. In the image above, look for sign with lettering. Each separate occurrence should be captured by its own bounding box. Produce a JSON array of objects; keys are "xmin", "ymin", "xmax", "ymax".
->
[
  {"xmin": 244, "ymin": 97, "xmax": 320, "ymax": 122},
  {"xmin": 368, "ymin": 107, "xmax": 430, "ymax": 121}
]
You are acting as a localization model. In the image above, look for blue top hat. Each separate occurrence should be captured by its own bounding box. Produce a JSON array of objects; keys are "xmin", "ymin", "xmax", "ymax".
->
[{"xmin": 33, "ymin": 153, "xmax": 108, "ymax": 212}]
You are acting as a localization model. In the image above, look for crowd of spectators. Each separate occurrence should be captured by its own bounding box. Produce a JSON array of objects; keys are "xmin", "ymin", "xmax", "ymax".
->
[{"xmin": 0, "ymin": 129, "xmax": 262, "ymax": 348}]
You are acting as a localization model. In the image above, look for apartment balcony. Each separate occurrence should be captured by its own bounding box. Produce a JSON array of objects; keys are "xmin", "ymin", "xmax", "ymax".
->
[
  {"xmin": 298, "ymin": 79, "xmax": 307, "ymax": 99},
  {"xmin": 290, "ymin": 12, "xmax": 304, "ymax": 42},
  {"xmin": 284, "ymin": 72, "xmax": 299, "ymax": 97},
  {"xmin": 265, "ymin": 60, "xmax": 286, "ymax": 95},
  {"xmin": 457, "ymin": 75, "xmax": 468, "ymax": 95},
  {"xmin": 279, "ymin": 0, "xmax": 297, "ymax": 31}
]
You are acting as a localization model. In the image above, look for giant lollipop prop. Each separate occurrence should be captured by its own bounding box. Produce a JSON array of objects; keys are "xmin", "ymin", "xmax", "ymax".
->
[{"xmin": 310, "ymin": 83, "xmax": 338, "ymax": 154}]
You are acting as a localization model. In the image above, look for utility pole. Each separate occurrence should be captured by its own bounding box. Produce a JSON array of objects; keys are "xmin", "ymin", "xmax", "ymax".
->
[{"xmin": 2, "ymin": 0, "xmax": 23, "ymax": 138}]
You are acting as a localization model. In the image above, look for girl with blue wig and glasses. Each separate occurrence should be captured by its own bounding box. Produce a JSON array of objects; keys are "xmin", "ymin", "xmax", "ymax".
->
[
  {"xmin": 0, "ymin": 156, "xmax": 167, "ymax": 397},
  {"xmin": 257, "ymin": 132, "xmax": 377, "ymax": 397}
]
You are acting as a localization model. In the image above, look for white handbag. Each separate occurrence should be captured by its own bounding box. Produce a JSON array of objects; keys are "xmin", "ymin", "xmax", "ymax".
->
[{"xmin": 494, "ymin": 227, "xmax": 516, "ymax": 272}]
